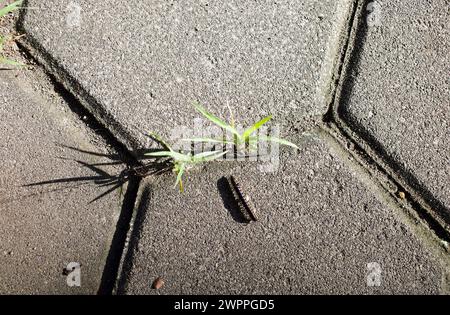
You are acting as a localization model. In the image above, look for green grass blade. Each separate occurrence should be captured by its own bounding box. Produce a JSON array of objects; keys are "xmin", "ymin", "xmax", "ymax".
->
[
  {"xmin": 193, "ymin": 150, "xmax": 223, "ymax": 159},
  {"xmin": 147, "ymin": 132, "xmax": 172, "ymax": 151},
  {"xmin": 117, "ymin": 183, "xmax": 124, "ymax": 209},
  {"xmin": 193, "ymin": 102, "xmax": 239, "ymax": 136},
  {"xmin": 0, "ymin": 56, "xmax": 24, "ymax": 67},
  {"xmin": 174, "ymin": 163, "xmax": 186, "ymax": 191},
  {"xmin": 251, "ymin": 136, "xmax": 299, "ymax": 149},
  {"xmin": 0, "ymin": 0, "xmax": 23, "ymax": 17},
  {"xmin": 196, "ymin": 151, "xmax": 228, "ymax": 162},
  {"xmin": 242, "ymin": 115, "xmax": 272, "ymax": 141},
  {"xmin": 144, "ymin": 151, "xmax": 172, "ymax": 156},
  {"xmin": 145, "ymin": 150, "xmax": 191, "ymax": 162},
  {"xmin": 192, "ymin": 150, "xmax": 228, "ymax": 162}
]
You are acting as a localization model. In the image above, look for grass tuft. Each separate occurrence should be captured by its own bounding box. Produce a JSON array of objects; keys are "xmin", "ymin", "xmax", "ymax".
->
[
  {"xmin": 0, "ymin": 0, "xmax": 24, "ymax": 67},
  {"xmin": 185, "ymin": 102, "xmax": 299, "ymax": 152},
  {"xmin": 145, "ymin": 103, "xmax": 298, "ymax": 192},
  {"xmin": 144, "ymin": 133, "xmax": 228, "ymax": 192}
]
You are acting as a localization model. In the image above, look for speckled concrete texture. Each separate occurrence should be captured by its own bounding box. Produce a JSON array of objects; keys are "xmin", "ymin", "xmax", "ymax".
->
[
  {"xmin": 0, "ymin": 71, "xmax": 125, "ymax": 294},
  {"xmin": 19, "ymin": 0, "xmax": 352, "ymax": 150},
  {"xmin": 119, "ymin": 134, "xmax": 443, "ymax": 294},
  {"xmin": 339, "ymin": 0, "xmax": 450, "ymax": 215}
]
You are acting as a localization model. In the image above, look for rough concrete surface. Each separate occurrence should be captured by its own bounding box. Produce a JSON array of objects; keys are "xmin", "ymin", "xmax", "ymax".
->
[
  {"xmin": 1, "ymin": 0, "xmax": 448, "ymax": 296},
  {"xmin": 20, "ymin": 0, "xmax": 351, "ymax": 151},
  {"xmin": 339, "ymin": 0, "xmax": 450, "ymax": 213},
  {"xmin": 0, "ymin": 71, "xmax": 126, "ymax": 294},
  {"xmin": 119, "ymin": 134, "xmax": 443, "ymax": 294}
]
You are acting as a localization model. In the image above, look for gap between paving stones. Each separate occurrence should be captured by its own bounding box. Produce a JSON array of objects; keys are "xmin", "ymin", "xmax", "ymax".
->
[
  {"xmin": 42, "ymin": 68, "xmax": 143, "ymax": 296},
  {"xmin": 9, "ymin": 35, "xmax": 145, "ymax": 294},
  {"xmin": 323, "ymin": 0, "xmax": 450, "ymax": 240},
  {"xmin": 338, "ymin": 0, "xmax": 450, "ymax": 224},
  {"xmin": 1, "ymin": 71, "xmax": 122, "ymax": 293},
  {"xmin": 15, "ymin": 5, "xmax": 142, "ymax": 151},
  {"xmin": 11, "ymin": 0, "xmax": 361, "ymax": 293},
  {"xmin": 10, "ymin": 0, "xmax": 450, "ymax": 292},
  {"xmin": 117, "ymin": 130, "xmax": 448, "ymax": 294},
  {"xmin": 17, "ymin": 0, "xmax": 356, "ymax": 151},
  {"xmin": 322, "ymin": 127, "xmax": 450, "ymax": 285},
  {"xmin": 320, "ymin": 0, "xmax": 450, "ymax": 284},
  {"xmin": 34, "ymin": 62, "xmax": 143, "ymax": 295}
]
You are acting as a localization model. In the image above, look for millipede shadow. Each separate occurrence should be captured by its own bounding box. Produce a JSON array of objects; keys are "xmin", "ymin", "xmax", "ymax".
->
[{"xmin": 217, "ymin": 177, "xmax": 250, "ymax": 224}]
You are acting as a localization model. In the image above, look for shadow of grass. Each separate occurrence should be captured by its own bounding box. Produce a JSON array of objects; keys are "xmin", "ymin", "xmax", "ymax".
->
[
  {"xmin": 21, "ymin": 144, "xmax": 172, "ymax": 204},
  {"xmin": 334, "ymin": 0, "xmax": 450, "ymax": 227}
]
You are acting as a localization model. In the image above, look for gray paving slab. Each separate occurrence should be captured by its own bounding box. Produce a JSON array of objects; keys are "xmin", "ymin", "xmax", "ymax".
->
[
  {"xmin": 339, "ymin": 1, "xmax": 450, "ymax": 214},
  {"xmin": 20, "ymin": 0, "xmax": 352, "ymax": 151},
  {"xmin": 0, "ymin": 71, "xmax": 126, "ymax": 294},
  {"xmin": 118, "ymin": 133, "xmax": 444, "ymax": 294}
]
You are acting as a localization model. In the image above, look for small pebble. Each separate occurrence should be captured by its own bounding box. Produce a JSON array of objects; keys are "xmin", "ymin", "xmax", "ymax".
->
[
  {"xmin": 398, "ymin": 191, "xmax": 406, "ymax": 199},
  {"xmin": 152, "ymin": 277, "xmax": 164, "ymax": 290}
]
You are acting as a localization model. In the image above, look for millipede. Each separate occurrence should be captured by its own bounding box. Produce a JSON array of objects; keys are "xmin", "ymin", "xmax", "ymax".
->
[{"xmin": 227, "ymin": 175, "xmax": 258, "ymax": 222}]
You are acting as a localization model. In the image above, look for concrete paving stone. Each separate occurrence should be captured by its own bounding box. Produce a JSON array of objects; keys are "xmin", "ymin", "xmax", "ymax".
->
[
  {"xmin": 118, "ymin": 133, "xmax": 444, "ymax": 294},
  {"xmin": 339, "ymin": 1, "xmax": 450, "ymax": 213},
  {"xmin": 20, "ymin": 0, "xmax": 352, "ymax": 150},
  {"xmin": 0, "ymin": 71, "xmax": 126, "ymax": 294}
]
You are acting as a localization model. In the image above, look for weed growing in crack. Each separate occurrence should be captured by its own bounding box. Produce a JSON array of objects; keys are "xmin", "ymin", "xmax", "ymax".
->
[
  {"xmin": 185, "ymin": 102, "xmax": 299, "ymax": 154},
  {"xmin": 0, "ymin": 0, "xmax": 24, "ymax": 67},
  {"xmin": 145, "ymin": 132, "xmax": 227, "ymax": 192},
  {"xmin": 145, "ymin": 103, "xmax": 298, "ymax": 192}
]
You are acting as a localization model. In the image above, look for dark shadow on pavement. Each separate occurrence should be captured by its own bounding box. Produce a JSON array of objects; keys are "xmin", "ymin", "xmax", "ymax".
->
[
  {"xmin": 335, "ymin": 0, "xmax": 450, "ymax": 233},
  {"xmin": 217, "ymin": 176, "xmax": 250, "ymax": 224},
  {"xmin": 116, "ymin": 185, "xmax": 152, "ymax": 295},
  {"xmin": 22, "ymin": 144, "xmax": 172, "ymax": 204},
  {"xmin": 20, "ymin": 144, "xmax": 172, "ymax": 295}
]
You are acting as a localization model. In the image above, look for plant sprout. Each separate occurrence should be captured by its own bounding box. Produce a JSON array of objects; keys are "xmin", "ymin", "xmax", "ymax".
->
[
  {"xmin": 144, "ymin": 132, "xmax": 227, "ymax": 192},
  {"xmin": 0, "ymin": 0, "xmax": 24, "ymax": 66},
  {"xmin": 184, "ymin": 102, "xmax": 299, "ymax": 153},
  {"xmin": 145, "ymin": 103, "xmax": 299, "ymax": 192}
]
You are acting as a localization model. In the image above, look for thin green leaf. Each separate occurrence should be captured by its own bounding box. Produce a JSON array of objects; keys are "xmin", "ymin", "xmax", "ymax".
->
[
  {"xmin": 174, "ymin": 163, "xmax": 186, "ymax": 191},
  {"xmin": 226, "ymin": 101, "xmax": 235, "ymax": 129},
  {"xmin": 193, "ymin": 150, "xmax": 228, "ymax": 162},
  {"xmin": 242, "ymin": 115, "xmax": 272, "ymax": 141},
  {"xmin": 0, "ymin": 56, "xmax": 24, "ymax": 67},
  {"xmin": 202, "ymin": 150, "xmax": 228, "ymax": 162},
  {"xmin": 193, "ymin": 150, "xmax": 223, "ymax": 159},
  {"xmin": 147, "ymin": 132, "xmax": 172, "ymax": 151},
  {"xmin": 0, "ymin": 0, "xmax": 23, "ymax": 17},
  {"xmin": 250, "ymin": 136, "xmax": 299, "ymax": 149},
  {"xmin": 193, "ymin": 102, "xmax": 239, "ymax": 136},
  {"xmin": 144, "ymin": 151, "xmax": 172, "ymax": 157},
  {"xmin": 0, "ymin": 35, "xmax": 4, "ymax": 50}
]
